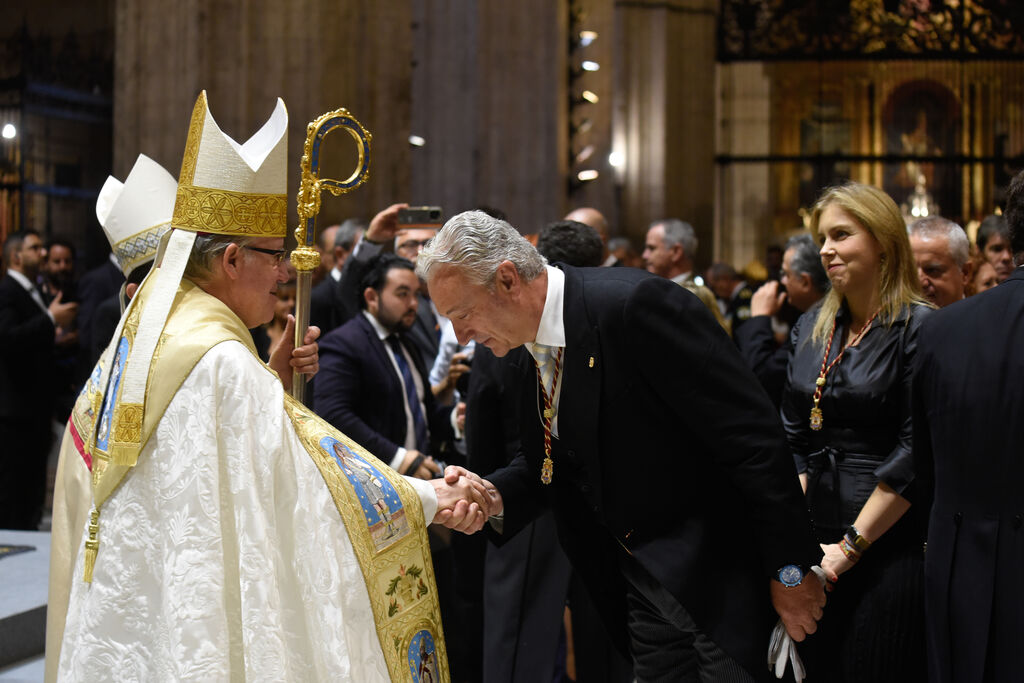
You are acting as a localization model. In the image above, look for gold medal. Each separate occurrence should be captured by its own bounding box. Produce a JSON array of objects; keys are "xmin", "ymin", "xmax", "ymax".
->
[
  {"xmin": 541, "ymin": 456, "xmax": 554, "ymax": 485},
  {"xmin": 810, "ymin": 406, "xmax": 823, "ymax": 431}
]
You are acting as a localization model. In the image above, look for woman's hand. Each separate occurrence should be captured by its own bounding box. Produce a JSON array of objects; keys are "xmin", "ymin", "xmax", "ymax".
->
[{"xmin": 819, "ymin": 542, "xmax": 857, "ymax": 583}]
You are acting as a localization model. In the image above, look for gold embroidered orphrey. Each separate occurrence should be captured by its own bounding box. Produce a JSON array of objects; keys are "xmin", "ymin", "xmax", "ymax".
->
[
  {"xmin": 284, "ymin": 395, "xmax": 449, "ymax": 681},
  {"xmin": 69, "ymin": 280, "xmax": 448, "ymax": 680}
]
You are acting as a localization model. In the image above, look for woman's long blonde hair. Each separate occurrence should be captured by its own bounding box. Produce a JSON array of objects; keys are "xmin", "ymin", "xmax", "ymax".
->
[{"xmin": 809, "ymin": 182, "xmax": 929, "ymax": 344}]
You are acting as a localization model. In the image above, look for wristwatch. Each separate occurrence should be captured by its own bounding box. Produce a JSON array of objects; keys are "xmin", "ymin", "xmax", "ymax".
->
[{"xmin": 774, "ymin": 564, "xmax": 808, "ymax": 588}]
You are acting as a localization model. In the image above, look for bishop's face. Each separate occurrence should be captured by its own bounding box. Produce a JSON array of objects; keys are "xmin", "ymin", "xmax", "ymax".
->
[
  {"xmin": 429, "ymin": 263, "xmax": 532, "ymax": 358},
  {"xmin": 235, "ymin": 237, "xmax": 289, "ymax": 328}
]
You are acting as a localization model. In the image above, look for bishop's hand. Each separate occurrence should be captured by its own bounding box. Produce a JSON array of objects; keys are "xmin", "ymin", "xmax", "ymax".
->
[{"xmin": 269, "ymin": 314, "xmax": 320, "ymax": 391}]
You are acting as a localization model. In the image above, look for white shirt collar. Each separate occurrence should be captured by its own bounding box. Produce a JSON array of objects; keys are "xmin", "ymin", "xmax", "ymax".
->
[
  {"xmin": 670, "ymin": 271, "xmax": 692, "ymax": 285},
  {"xmin": 6, "ymin": 269, "xmax": 35, "ymax": 292},
  {"xmin": 363, "ymin": 310, "xmax": 391, "ymax": 341},
  {"xmin": 532, "ymin": 265, "xmax": 566, "ymax": 349},
  {"xmin": 330, "ymin": 265, "xmax": 342, "ymax": 282}
]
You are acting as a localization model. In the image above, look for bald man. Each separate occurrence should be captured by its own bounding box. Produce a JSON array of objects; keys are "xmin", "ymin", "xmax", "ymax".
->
[{"xmin": 564, "ymin": 207, "xmax": 617, "ymax": 266}]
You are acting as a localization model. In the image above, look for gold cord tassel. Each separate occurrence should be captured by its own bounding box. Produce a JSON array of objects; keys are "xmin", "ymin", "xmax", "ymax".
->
[{"xmin": 83, "ymin": 507, "xmax": 100, "ymax": 582}]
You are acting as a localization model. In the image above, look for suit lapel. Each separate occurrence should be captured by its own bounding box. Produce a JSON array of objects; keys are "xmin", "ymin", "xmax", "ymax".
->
[
  {"xmin": 357, "ymin": 314, "xmax": 399, "ymax": 392},
  {"xmin": 3, "ymin": 274, "xmax": 45, "ymax": 317},
  {"xmin": 557, "ymin": 266, "xmax": 603, "ymax": 491}
]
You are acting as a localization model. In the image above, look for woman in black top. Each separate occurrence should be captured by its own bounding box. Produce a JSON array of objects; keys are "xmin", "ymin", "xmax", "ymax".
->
[{"xmin": 781, "ymin": 182, "xmax": 932, "ymax": 682}]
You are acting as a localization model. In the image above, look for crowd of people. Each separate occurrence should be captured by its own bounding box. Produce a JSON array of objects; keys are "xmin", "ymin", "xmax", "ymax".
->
[{"xmin": 0, "ymin": 90, "xmax": 1020, "ymax": 683}]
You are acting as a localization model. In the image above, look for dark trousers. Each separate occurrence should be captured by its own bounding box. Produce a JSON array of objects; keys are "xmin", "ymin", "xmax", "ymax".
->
[
  {"xmin": 619, "ymin": 553, "xmax": 756, "ymax": 683},
  {"xmin": 0, "ymin": 416, "xmax": 52, "ymax": 530}
]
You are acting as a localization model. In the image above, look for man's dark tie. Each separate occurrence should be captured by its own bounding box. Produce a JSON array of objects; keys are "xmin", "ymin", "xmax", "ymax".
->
[{"xmin": 387, "ymin": 334, "xmax": 430, "ymax": 454}]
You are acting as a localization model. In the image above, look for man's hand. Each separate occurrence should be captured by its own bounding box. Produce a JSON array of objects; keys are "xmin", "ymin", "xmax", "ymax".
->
[
  {"xmin": 769, "ymin": 576, "xmax": 826, "ymax": 642},
  {"xmin": 400, "ymin": 450, "xmax": 441, "ymax": 480},
  {"xmin": 751, "ymin": 280, "xmax": 786, "ymax": 318},
  {"xmin": 431, "ymin": 465, "xmax": 502, "ymax": 533},
  {"xmin": 48, "ymin": 291, "xmax": 78, "ymax": 329},
  {"xmin": 268, "ymin": 315, "xmax": 320, "ymax": 391},
  {"xmin": 433, "ymin": 352, "xmax": 471, "ymax": 399},
  {"xmin": 365, "ymin": 203, "xmax": 409, "ymax": 245},
  {"xmin": 454, "ymin": 401, "xmax": 466, "ymax": 432}
]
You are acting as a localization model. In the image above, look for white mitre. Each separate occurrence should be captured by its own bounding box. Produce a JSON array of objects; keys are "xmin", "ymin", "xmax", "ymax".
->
[
  {"xmin": 103, "ymin": 90, "xmax": 289, "ymax": 467},
  {"xmin": 96, "ymin": 154, "xmax": 177, "ymax": 278}
]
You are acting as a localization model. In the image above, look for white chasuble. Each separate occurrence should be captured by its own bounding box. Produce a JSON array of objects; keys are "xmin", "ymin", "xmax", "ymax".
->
[{"xmin": 49, "ymin": 281, "xmax": 447, "ymax": 682}]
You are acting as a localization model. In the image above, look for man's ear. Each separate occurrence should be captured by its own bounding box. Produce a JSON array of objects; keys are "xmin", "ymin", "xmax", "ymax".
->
[
  {"xmin": 797, "ymin": 271, "xmax": 812, "ymax": 292},
  {"xmin": 364, "ymin": 286, "xmax": 379, "ymax": 313},
  {"xmin": 670, "ymin": 244, "xmax": 685, "ymax": 263},
  {"xmin": 961, "ymin": 259, "xmax": 973, "ymax": 286},
  {"xmin": 495, "ymin": 260, "xmax": 519, "ymax": 293},
  {"xmin": 220, "ymin": 243, "xmax": 243, "ymax": 281}
]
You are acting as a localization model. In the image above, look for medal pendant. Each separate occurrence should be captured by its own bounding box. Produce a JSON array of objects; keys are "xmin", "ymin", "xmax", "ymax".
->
[
  {"xmin": 541, "ymin": 456, "xmax": 554, "ymax": 485},
  {"xmin": 810, "ymin": 406, "xmax": 823, "ymax": 431}
]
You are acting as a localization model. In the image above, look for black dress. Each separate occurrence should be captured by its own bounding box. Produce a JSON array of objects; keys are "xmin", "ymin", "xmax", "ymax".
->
[{"xmin": 781, "ymin": 301, "xmax": 930, "ymax": 683}]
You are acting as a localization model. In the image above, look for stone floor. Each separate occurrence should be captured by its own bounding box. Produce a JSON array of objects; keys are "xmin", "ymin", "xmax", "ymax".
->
[
  {"xmin": 0, "ymin": 530, "xmax": 49, "ymax": 680},
  {"xmin": 0, "ymin": 655, "xmax": 44, "ymax": 682}
]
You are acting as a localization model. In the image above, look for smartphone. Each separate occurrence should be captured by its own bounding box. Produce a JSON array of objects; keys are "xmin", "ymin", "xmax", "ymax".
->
[{"xmin": 397, "ymin": 206, "xmax": 443, "ymax": 228}]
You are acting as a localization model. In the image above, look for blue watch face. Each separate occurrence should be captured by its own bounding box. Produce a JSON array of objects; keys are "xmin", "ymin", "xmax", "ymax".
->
[{"xmin": 778, "ymin": 564, "xmax": 804, "ymax": 587}]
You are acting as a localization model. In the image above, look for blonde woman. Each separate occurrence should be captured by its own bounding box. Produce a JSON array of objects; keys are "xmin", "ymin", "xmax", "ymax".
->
[{"xmin": 781, "ymin": 182, "xmax": 932, "ymax": 681}]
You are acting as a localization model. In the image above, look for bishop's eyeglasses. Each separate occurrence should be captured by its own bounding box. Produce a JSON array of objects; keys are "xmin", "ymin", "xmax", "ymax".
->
[{"xmin": 243, "ymin": 245, "xmax": 288, "ymax": 265}]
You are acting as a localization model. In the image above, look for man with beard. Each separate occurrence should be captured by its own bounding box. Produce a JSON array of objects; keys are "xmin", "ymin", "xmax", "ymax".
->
[
  {"xmin": 0, "ymin": 230, "xmax": 77, "ymax": 528},
  {"xmin": 40, "ymin": 239, "xmax": 77, "ymax": 302},
  {"xmin": 315, "ymin": 253, "xmax": 453, "ymax": 480},
  {"xmin": 40, "ymin": 238, "xmax": 83, "ymax": 422}
]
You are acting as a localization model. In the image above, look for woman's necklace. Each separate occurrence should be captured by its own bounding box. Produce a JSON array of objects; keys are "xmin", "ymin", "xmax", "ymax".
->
[{"xmin": 809, "ymin": 309, "xmax": 879, "ymax": 431}]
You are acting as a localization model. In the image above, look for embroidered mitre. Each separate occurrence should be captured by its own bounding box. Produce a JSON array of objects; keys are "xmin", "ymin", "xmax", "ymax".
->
[
  {"xmin": 97, "ymin": 90, "xmax": 289, "ymax": 469},
  {"xmin": 96, "ymin": 154, "xmax": 177, "ymax": 279}
]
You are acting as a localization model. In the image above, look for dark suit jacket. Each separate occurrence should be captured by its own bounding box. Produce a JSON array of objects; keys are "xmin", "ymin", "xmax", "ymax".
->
[
  {"xmin": 77, "ymin": 259, "xmax": 125, "ymax": 358},
  {"xmin": 337, "ymin": 247, "xmax": 440, "ymax": 370},
  {"xmin": 310, "ymin": 273, "xmax": 357, "ymax": 338},
  {"xmin": 734, "ymin": 314, "xmax": 791, "ymax": 407},
  {"xmin": 0, "ymin": 273, "xmax": 56, "ymax": 419},
  {"xmin": 912, "ymin": 268, "xmax": 1024, "ymax": 683},
  {"xmin": 314, "ymin": 313, "xmax": 453, "ymax": 464},
  {"xmin": 486, "ymin": 265, "xmax": 818, "ymax": 676}
]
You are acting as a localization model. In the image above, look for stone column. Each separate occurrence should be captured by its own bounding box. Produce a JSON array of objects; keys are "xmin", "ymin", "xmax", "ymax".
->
[
  {"xmin": 410, "ymin": 0, "xmax": 568, "ymax": 232},
  {"xmin": 614, "ymin": 0, "xmax": 717, "ymax": 261}
]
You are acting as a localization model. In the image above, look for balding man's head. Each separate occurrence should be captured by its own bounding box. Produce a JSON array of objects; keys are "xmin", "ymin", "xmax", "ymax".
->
[{"xmin": 564, "ymin": 207, "xmax": 608, "ymax": 244}]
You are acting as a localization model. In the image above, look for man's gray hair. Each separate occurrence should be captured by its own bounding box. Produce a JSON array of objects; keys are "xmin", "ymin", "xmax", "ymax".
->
[
  {"xmin": 335, "ymin": 218, "xmax": 366, "ymax": 250},
  {"xmin": 183, "ymin": 233, "xmax": 257, "ymax": 282},
  {"xmin": 908, "ymin": 216, "xmax": 970, "ymax": 267},
  {"xmin": 785, "ymin": 234, "xmax": 830, "ymax": 294},
  {"xmin": 416, "ymin": 210, "xmax": 547, "ymax": 287},
  {"xmin": 653, "ymin": 218, "xmax": 698, "ymax": 258}
]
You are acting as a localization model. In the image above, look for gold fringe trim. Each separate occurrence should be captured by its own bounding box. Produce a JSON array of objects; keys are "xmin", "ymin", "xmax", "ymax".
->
[{"xmin": 82, "ymin": 508, "xmax": 99, "ymax": 583}]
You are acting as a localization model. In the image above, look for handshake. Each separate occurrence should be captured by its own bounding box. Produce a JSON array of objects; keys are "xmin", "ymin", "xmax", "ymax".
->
[{"xmin": 428, "ymin": 466, "xmax": 503, "ymax": 533}]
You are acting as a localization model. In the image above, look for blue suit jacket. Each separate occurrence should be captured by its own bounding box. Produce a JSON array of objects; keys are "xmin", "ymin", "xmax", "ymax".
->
[{"xmin": 314, "ymin": 312, "xmax": 452, "ymax": 464}]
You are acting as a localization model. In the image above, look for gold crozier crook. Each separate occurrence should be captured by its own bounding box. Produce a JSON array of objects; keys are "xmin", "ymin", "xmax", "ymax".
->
[{"xmin": 292, "ymin": 109, "xmax": 372, "ymax": 402}]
